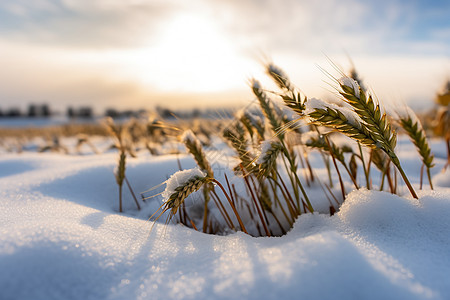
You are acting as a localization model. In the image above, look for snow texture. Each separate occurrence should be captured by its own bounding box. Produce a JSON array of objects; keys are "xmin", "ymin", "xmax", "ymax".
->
[{"xmin": 0, "ymin": 137, "xmax": 450, "ymax": 300}]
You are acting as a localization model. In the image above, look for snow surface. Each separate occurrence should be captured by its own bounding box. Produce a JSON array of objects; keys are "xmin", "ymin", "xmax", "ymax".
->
[{"xmin": 1, "ymin": 138, "xmax": 450, "ymax": 300}]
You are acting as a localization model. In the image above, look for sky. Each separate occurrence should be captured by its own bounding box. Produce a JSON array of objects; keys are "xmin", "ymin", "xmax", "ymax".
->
[{"xmin": 0, "ymin": 0, "xmax": 449, "ymax": 113}]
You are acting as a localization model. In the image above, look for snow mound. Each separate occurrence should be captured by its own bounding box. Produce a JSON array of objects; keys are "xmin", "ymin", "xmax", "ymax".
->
[{"xmin": 1, "ymin": 152, "xmax": 450, "ymax": 300}]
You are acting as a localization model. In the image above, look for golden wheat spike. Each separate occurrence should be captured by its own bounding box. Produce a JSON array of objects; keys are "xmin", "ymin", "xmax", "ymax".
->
[{"xmin": 397, "ymin": 109, "xmax": 434, "ymax": 189}]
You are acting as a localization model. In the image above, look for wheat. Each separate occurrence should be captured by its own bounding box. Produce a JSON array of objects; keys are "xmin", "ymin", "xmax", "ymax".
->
[
  {"xmin": 180, "ymin": 129, "xmax": 215, "ymax": 232},
  {"xmin": 257, "ymin": 140, "xmax": 283, "ymax": 177},
  {"xmin": 304, "ymin": 134, "xmax": 352, "ymax": 166},
  {"xmin": 266, "ymin": 63, "xmax": 306, "ymax": 116},
  {"xmin": 115, "ymin": 151, "xmax": 126, "ymax": 212},
  {"xmin": 266, "ymin": 63, "xmax": 294, "ymax": 92},
  {"xmin": 223, "ymin": 123, "xmax": 258, "ymax": 175},
  {"xmin": 303, "ymin": 78, "xmax": 418, "ymax": 199},
  {"xmin": 165, "ymin": 175, "xmax": 211, "ymax": 216},
  {"xmin": 306, "ymin": 99, "xmax": 376, "ymax": 148},
  {"xmin": 181, "ymin": 130, "xmax": 213, "ymax": 177},
  {"xmin": 237, "ymin": 110, "xmax": 265, "ymax": 141},
  {"xmin": 397, "ymin": 109, "xmax": 434, "ymax": 189},
  {"xmin": 338, "ymin": 78, "xmax": 397, "ymax": 159},
  {"xmin": 252, "ymin": 79, "xmax": 283, "ymax": 138}
]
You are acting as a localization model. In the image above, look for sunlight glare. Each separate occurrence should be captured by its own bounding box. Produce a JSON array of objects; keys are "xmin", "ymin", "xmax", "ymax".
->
[{"xmin": 128, "ymin": 13, "xmax": 247, "ymax": 93}]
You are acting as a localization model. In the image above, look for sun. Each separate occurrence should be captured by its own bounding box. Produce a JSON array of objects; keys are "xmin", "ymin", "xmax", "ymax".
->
[{"xmin": 124, "ymin": 12, "xmax": 249, "ymax": 94}]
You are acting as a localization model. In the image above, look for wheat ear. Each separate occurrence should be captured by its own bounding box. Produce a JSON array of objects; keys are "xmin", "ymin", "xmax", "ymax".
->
[
  {"xmin": 339, "ymin": 79, "xmax": 397, "ymax": 156},
  {"xmin": 257, "ymin": 141, "xmax": 283, "ymax": 177},
  {"xmin": 252, "ymin": 79, "xmax": 283, "ymax": 138},
  {"xmin": 397, "ymin": 111, "xmax": 434, "ymax": 189},
  {"xmin": 266, "ymin": 63, "xmax": 306, "ymax": 116},
  {"xmin": 223, "ymin": 123, "xmax": 257, "ymax": 175},
  {"xmin": 165, "ymin": 176, "xmax": 211, "ymax": 216},
  {"xmin": 307, "ymin": 105, "xmax": 377, "ymax": 148},
  {"xmin": 338, "ymin": 78, "xmax": 417, "ymax": 199},
  {"xmin": 115, "ymin": 151, "xmax": 126, "ymax": 212},
  {"xmin": 266, "ymin": 63, "xmax": 294, "ymax": 92},
  {"xmin": 181, "ymin": 130, "xmax": 214, "ymax": 232},
  {"xmin": 181, "ymin": 130, "xmax": 213, "ymax": 177}
]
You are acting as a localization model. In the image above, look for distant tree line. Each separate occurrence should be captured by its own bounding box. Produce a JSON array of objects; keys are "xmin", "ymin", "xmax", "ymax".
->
[
  {"xmin": 0, "ymin": 103, "xmax": 235, "ymax": 120},
  {"xmin": 0, "ymin": 104, "xmax": 51, "ymax": 118}
]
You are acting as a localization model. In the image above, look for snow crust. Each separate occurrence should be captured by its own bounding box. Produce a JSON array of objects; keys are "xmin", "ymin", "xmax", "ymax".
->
[{"xmin": 1, "ymin": 138, "xmax": 450, "ymax": 300}]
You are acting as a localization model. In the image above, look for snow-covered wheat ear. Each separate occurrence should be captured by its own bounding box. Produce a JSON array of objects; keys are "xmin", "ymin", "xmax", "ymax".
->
[
  {"xmin": 165, "ymin": 175, "xmax": 211, "ymax": 216},
  {"xmin": 397, "ymin": 110, "xmax": 434, "ymax": 189},
  {"xmin": 307, "ymin": 103, "xmax": 376, "ymax": 148},
  {"xmin": 338, "ymin": 77, "xmax": 418, "ymax": 199},
  {"xmin": 339, "ymin": 78, "xmax": 397, "ymax": 156}
]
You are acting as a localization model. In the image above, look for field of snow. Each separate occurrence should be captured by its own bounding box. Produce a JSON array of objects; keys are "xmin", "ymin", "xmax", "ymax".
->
[{"xmin": 1, "ymin": 136, "xmax": 449, "ymax": 300}]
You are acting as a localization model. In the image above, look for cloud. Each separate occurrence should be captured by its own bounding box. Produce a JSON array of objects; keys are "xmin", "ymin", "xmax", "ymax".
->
[
  {"xmin": 0, "ymin": 0, "xmax": 449, "ymax": 112},
  {"xmin": 207, "ymin": 0, "xmax": 450, "ymax": 57},
  {"xmin": 0, "ymin": 0, "xmax": 179, "ymax": 48},
  {"xmin": 1, "ymin": 0, "xmax": 449, "ymax": 55}
]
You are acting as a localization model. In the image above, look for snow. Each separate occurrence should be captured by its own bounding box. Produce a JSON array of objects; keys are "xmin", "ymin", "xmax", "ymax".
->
[
  {"xmin": 180, "ymin": 129, "xmax": 199, "ymax": 145},
  {"xmin": 1, "ymin": 137, "xmax": 450, "ymax": 300},
  {"xmin": 339, "ymin": 77, "xmax": 361, "ymax": 98}
]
